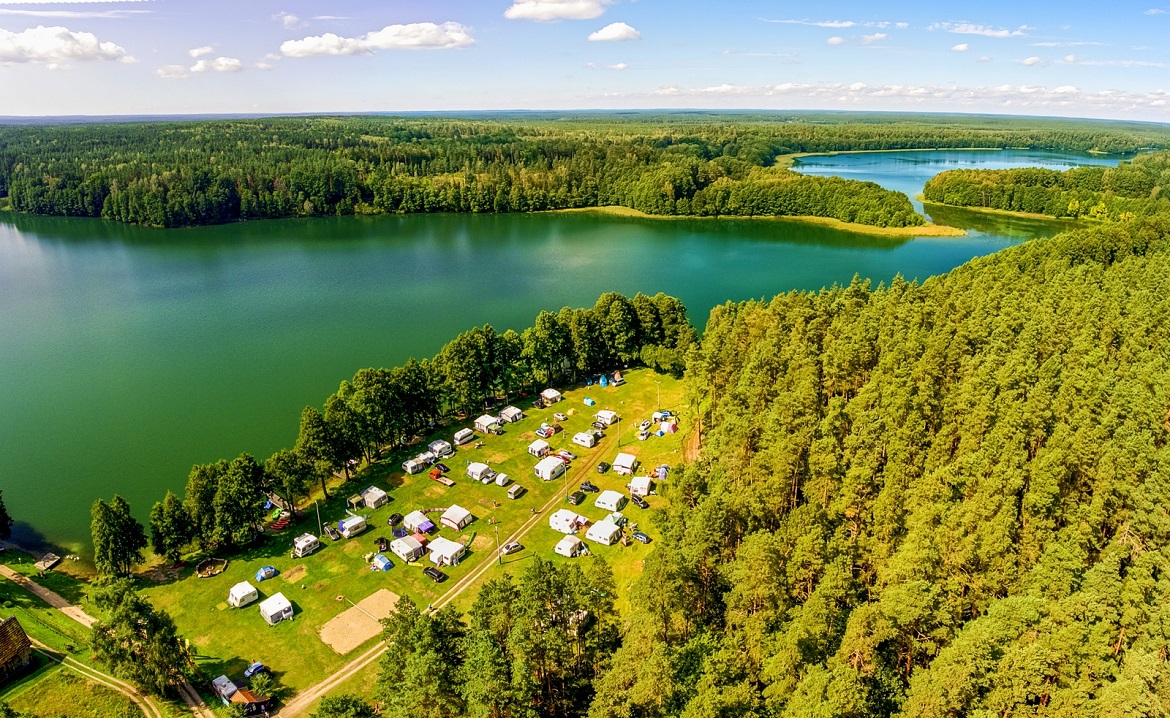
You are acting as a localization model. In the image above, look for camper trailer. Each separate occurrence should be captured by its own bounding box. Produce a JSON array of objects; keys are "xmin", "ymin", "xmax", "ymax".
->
[
  {"xmin": 540, "ymin": 388, "xmax": 563, "ymax": 406},
  {"xmin": 467, "ymin": 462, "xmax": 496, "ymax": 483},
  {"xmin": 535, "ymin": 455, "xmax": 568, "ymax": 482},
  {"xmin": 258, "ymin": 593, "xmax": 294, "ymax": 626},
  {"xmin": 404, "ymin": 510, "xmax": 435, "ymax": 533},
  {"xmin": 453, "ymin": 428, "xmax": 475, "ymax": 446},
  {"xmin": 594, "ymin": 410, "xmax": 620, "ymax": 426},
  {"xmin": 474, "ymin": 414, "xmax": 501, "ymax": 434},
  {"xmin": 361, "ymin": 485, "xmax": 389, "ymax": 509},
  {"xmin": 228, "ymin": 581, "xmax": 259, "ymax": 608},
  {"xmin": 507, "ymin": 484, "xmax": 526, "ymax": 499},
  {"xmin": 549, "ymin": 509, "xmax": 587, "ymax": 534},
  {"xmin": 595, "ymin": 490, "xmax": 627, "ymax": 512},
  {"xmin": 499, "ymin": 406, "xmax": 524, "ymax": 423},
  {"xmin": 291, "ymin": 532, "xmax": 321, "ymax": 559},
  {"xmin": 440, "ymin": 504, "xmax": 474, "ymax": 531},
  {"xmin": 495, "ymin": 473, "xmax": 511, "ymax": 487},
  {"xmin": 572, "ymin": 432, "xmax": 597, "ymax": 449},
  {"xmin": 554, "ymin": 535, "xmax": 585, "ymax": 558},
  {"xmin": 585, "ymin": 519, "xmax": 623, "ymax": 546},
  {"xmin": 390, "ymin": 535, "xmax": 426, "ymax": 562},
  {"xmin": 428, "ymin": 439, "xmax": 454, "ymax": 458},
  {"xmin": 528, "ymin": 439, "xmax": 551, "ymax": 457},
  {"xmin": 428, "ymin": 536, "xmax": 467, "ymax": 567},
  {"xmin": 338, "ymin": 516, "xmax": 368, "ymax": 539},
  {"xmin": 402, "ymin": 458, "xmax": 428, "ymax": 475},
  {"xmin": 627, "ymin": 476, "xmax": 654, "ymax": 497},
  {"xmin": 613, "ymin": 452, "xmax": 638, "ymax": 476}
]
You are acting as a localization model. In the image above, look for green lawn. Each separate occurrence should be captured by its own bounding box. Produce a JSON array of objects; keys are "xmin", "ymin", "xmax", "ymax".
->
[
  {"xmin": 6, "ymin": 670, "xmax": 137, "ymax": 718},
  {"xmin": 141, "ymin": 369, "xmax": 686, "ymax": 696}
]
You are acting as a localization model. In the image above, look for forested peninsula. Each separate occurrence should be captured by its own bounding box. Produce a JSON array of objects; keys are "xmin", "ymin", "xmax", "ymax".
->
[
  {"xmin": 924, "ymin": 148, "xmax": 1170, "ymax": 220},
  {"xmin": 2, "ymin": 112, "xmax": 1169, "ymax": 229}
]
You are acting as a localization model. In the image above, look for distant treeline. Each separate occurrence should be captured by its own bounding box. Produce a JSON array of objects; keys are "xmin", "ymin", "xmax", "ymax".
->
[
  {"xmin": 3, "ymin": 114, "xmax": 1167, "ymax": 229},
  {"xmin": 923, "ymin": 149, "xmax": 1170, "ymax": 219}
]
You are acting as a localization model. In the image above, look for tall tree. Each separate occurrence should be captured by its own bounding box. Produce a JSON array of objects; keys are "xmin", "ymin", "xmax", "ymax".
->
[
  {"xmin": 91, "ymin": 495, "xmax": 147, "ymax": 578},
  {"xmin": 148, "ymin": 491, "xmax": 192, "ymax": 565},
  {"xmin": 264, "ymin": 448, "xmax": 314, "ymax": 514},
  {"xmin": 211, "ymin": 453, "xmax": 267, "ymax": 547},
  {"xmin": 184, "ymin": 459, "xmax": 227, "ymax": 548},
  {"xmin": 311, "ymin": 694, "xmax": 377, "ymax": 718},
  {"xmin": 0, "ymin": 490, "xmax": 12, "ymax": 542},
  {"xmin": 377, "ymin": 598, "xmax": 467, "ymax": 718},
  {"xmin": 91, "ymin": 584, "xmax": 192, "ymax": 696},
  {"xmin": 296, "ymin": 406, "xmax": 336, "ymax": 499}
]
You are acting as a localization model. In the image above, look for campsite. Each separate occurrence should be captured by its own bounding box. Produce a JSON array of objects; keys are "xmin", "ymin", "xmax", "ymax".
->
[{"xmin": 137, "ymin": 368, "xmax": 686, "ymax": 697}]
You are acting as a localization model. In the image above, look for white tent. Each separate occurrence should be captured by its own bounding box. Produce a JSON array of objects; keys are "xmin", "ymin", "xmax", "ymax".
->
[
  {"xmin": 499, "ymin": 406, "xmax": 524, "ymax": 423},
  {"xmin": 541, "ymin": 388, "xmax": 562, "ymax": 405},
  {"xmin": 660, "ymin": 420, "xmax": 678, "ymax": 434},
  {"xmin": 361, "ymin": 485, "xmax": 389, "ymax": 509},
  {"xmin": 258, "ymin": 593, "xmax": 293, "ymax": 625},
  {"xmin": 594, "ymin": 410, "xmax": 619, "ymax": 426},
  {"xmin": 428, "ymin": 439, "xmax": 454, "ymax": 457},
  {"xmin": 528, "ymin": 439, "xmax": 550, "ymax": 457},
  {"xmin": 440, "ymin": 504, "xmax": 473, "ymax": 530},
  {"xmin": 228, "ymin": 581, "xmax": 258, "ymax": 608},
  {"xmin": 549, "ymin": 509, "xmax": 587, "ymax": 534},
  {"xmin": 428, "ymin": 536, "xmax": 466, "ymax": 566},
  {"xmin": 585, "ymin": 519, "xmax": 622, "ymax": 546},
  {"xmin": 535, "ymin": 456, "xmax": 567, "ymax": 481},
  {"xmin": 627, "ymin": 476, "xmax": 653, "ymax": 497},
  {"xmin": 404, "ymin": 510, "xmax": 434, "ymax": 533},
  {"xmin": 572, "ymin": 432, "xmax": 596, "ymax": 448},
  {"xmin": 475, "ymin": 414, "xmax": 501, "ymax": 433},
  {"xmin": 390, "ymin": 535, "xmax": 426, "ymax": 562},
  {"xmin": 554, "ymin": 535, "xmax": 585, "ymax": 558},
  {"xmin": 467, "ymin": 462, "xmax": 494, "ymax": 482},
  {"xmin": 613, "ymin": 452, "xmax": 638, "ymax": 476},
  {"xmin": 402, "ymin": 458, "xmax": 428, "ymax": 475},
  {"xmin": 595, "ymin": 490, "xmax": 627, "ymax": 512}
]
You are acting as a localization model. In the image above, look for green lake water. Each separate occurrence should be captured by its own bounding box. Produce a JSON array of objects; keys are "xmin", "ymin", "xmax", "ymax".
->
[{"xmin": 0, "ymin": 149, "xmax": 1119, "ymax": 551}]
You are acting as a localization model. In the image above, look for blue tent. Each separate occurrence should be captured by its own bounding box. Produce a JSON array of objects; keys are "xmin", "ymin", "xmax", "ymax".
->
[
  {"xmin": 255, "ymin": 565, "xmax": 278, "ymax": 582},
  {"xmin": 599, "ymin": 375, "xmax": 609, "ymax": 387},
  {"xmin": 372, "ymin": 553, "xmax": 393, "ymax": 571},
  {"xmin": 583, "ymin": 397, "xmax": 596, "ymax": 407}
]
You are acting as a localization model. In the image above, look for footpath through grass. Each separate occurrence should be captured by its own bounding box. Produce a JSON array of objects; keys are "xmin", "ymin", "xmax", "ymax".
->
[{"xmin": 141, "ymin": 369, "xmax": 686, "ymax": 697}]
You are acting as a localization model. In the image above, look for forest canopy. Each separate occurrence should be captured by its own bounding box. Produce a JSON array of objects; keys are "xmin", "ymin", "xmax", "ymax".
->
[{"xmin": 3, "ymin": 113, "xmax": 1168, "ymax": 229}]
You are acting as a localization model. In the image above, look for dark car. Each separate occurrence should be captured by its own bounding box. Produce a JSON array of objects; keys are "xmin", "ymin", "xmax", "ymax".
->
[
  {"xmin": 630, "ymin": 494, "xmax": 649, "ymax": 509},
  {"xmin": 567, "ymin": 491, "xmax": 586, "ymax": 506},
  {"xmin": 590, "ymin": 429, "xmax": 604, "ymax": 439},
  {"xmin": 243, "ymin": 662, "xmax": 269, "ymax": 679},
  {"xmin": 423, "ymin": 567, "xmax": 447, "ymax": 583},
  {"xmin": 591, "ymin": 421, "xmax": 605, "ymax": 430},
  {"xmin": 579, "ymin": 480, "xmax": 600, "ymax": 493},
  {"xmin": 596, "ymin": 461, "xmax": 611, "ymax": 474},
  {"xmin": 434, "ymin": 462, "xmax": 451, "ymax": 473},
  {"xmin": 375, "ymin": 536, "xmax": 389, "ymax": 552},
  {"xmin": 387, "ymin": 513, "xmax": 403, "ymax": 526},
  {"xmin": 631, "ymin": 531, "xmax": 651, "ymax": 544}
]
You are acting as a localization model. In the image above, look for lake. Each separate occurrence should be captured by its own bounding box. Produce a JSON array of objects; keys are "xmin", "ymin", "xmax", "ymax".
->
[{"xmin": 0, "ymin": 149, "xmax": 1119, "ymax": 550}]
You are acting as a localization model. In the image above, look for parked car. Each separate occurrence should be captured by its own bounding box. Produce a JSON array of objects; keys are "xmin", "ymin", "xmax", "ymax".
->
[
  {"xmin": 596, "ymin": 461, "xmax": 611, "ymax": 474},
  {"xmin": 557, "ymin": 449, "xmax": 578, "ymax": 461},
  {"xmin": 424, "ymin": 567, "xmax": 447, "ymax": 583},
  {"xmin": 536, "ymin": 426, "xmax": 554, "ymax": 438},
  {"xmin": 632, "ymin": 531, "xmax": 651, "ymax": 544},
  {"xmin": 243, "ymin": 662, "xmax": 269, "ymax": 679},
  {"xmin": 554, "ymin": 412, "xmax": 568, "ymax": 421},
  {"xmin": 637, "ymin": 430, "xmax": 650, "ymax": 441},
  {"xmin": 567, "ymin": 491, "xmax": 586, "ymax": 506},
  {"xmin": 639, "ymin": 419, "xmax": 652, "ymax": 430},
  {"xmin": 375, "ymin": 536, "xmax": 389, "ymax": 552},
  {"xmin": 591, "ymin": 421, "xmax": 606, "ymax": 430},
  {"xmin": 579, "ymin": 480, "xmax": 600, "ymax": 493},
  {"xmin": 630, "ymin": 495, "xmax": 649, "ymax": 509},
  {"xmin": 387, "ymin": 513, "xmax": 403, "ymax": 526},
  {"xmin": 434, "ymin": 462, "xmax": 450, "ymax": 473},
  {"xmin": 500, "ymin": 541, "xmax": 524, "ymax": 555}
]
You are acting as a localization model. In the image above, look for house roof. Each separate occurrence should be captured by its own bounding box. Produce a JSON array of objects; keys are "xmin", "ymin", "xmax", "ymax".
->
[
  {"xmin": 614, "ymin": 452, "xmax": 637, "ymax": 469},
  {"xmin": 0, "ymin": 617, "xmax": 30, "ymax": 666}
]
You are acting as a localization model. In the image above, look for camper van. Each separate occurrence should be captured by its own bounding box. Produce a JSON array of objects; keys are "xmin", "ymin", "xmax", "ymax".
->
[
  {"xmin": 572, "ymin": 432, "xmax": 597, "ymax": 449},
  {"xmin": 291, "ymin": 532, "xmax": 321, "ymax": 558},
  {"xmin": 507, "ymin": 484, "xmax": 526, "ymax": 499},
  {"xmin": 454, "ymin": 428, "xmax": 475, "ymax": 446},
  {"xmin": 535, "ymin": 455, "xmax": 568, "ymax": 482},
  {"xmin": 428, "ymin": 439, "xmax": 454, "ymax": 458},
  {"xmin": 338, "ymin": 516, "xmax": 367, "ymax": 539}
]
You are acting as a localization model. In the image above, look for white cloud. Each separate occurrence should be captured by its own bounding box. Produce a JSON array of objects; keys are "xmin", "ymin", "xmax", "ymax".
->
[
  {"xmin": 929, "ymin": 22, "xmax": 1029, "ymax": 38},
  {"xmin": 1078, "ymin": 58, "xmax": 1169, "ymax": 68},
  {"xmin": 1031, "ymin": 41, "xmax": 1107, "ymax": 47},
  {"xmin": 281, "ymin": 22, "xmax": 474, "ymax": 57},
  {"xmin": 978, "ymin": 55, "xmax": 992, "ymax": 62},
  {"xmin": 505, "ymin": 0, "xmax": 611, "ymax": 21},
  {"xmin": 861, "ymin": 32, "xmax": 887, "ymax": 45},
  {"xmin": 765, "ymin": 18, "xmax": 855, "ymax": 28},
  {"xmin": 0, "ymin": 25, "xmax": 130, "ymax": 67},
  {"xmin": 156, "ymin": 64, "xmax": 187, "ymax": 79},
  {"xmin": 896, "ymin": 22, "xmax": 909, "ymax": 29},
  {"xmin": 188, "ymin": 45, "xmax": 213, "ymax": 58},
  {"xmin": 1021, "ymin": 56, "xmax": 1042, "ymax": 65},
  {"xmin": 588, "ymin": 21, "xmax": 640, "ymax": 41},
  {"xmin": 653, "ymin": 86, "xmax": 680, "ymax": 96},
  {"xmin": 608, "ymin": 62, "xmax": 627, "ymax": 70},
  {"xmin": 274, "ymin": 11, "xmax": 305, "ymax": 30},
  {"xmin": 256, "ymin": 52, "xmax": 282, "ymax": 70},
  {"xmin": 952, "ymin": 43, "xmax": 969, "ymax": 51},
  {"xmin": 826, "ymin": 36, "xmax": 844, "ymax": 45},
  {"xmin": 1065, "ymin": 54, "xmax": 1076, "ymax": 62},
  {"xmin": 0, "ymin": 8, "xmax": 149, "ymax": 19},
  {"xmin": 1145, "ymin": 8, "xmax": 1168, "ymax": 14},
  {"xmin": 190, "ymin": 56, "xmax": 242, "ymax": 73}
]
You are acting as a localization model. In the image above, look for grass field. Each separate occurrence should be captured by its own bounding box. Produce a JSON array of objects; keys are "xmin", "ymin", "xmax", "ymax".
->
[
  {"xmin": 5, "ymin": 670, "xmax": 138, "ymax": 718},
  {"xmin": 141, "ymin": 368, "xmax": 687, "ymax": 698}
]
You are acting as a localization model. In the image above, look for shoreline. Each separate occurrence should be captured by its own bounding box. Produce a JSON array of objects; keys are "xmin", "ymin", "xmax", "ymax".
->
[
  {"xmin": 776, "ymin": 146, "xmax": 1009, "ymax": 170},
  {"xmin": 549, "ymin": 205, "xmax": 968, "ymax": 238},
  {"xmin": 920, "ymin": 198, "xmax": 1092, "ymax": 223}
]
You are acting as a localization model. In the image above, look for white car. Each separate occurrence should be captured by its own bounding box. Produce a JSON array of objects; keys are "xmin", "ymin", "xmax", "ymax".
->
[{"xmin": 500, "ymin": 541, "xmax": 524, "ymax": 555}]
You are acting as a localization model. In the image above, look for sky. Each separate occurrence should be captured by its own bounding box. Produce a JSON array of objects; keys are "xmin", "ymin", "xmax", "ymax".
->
[{"xmin": 1, "ymin": 0, "xmax": 1169, "ymax": 121}]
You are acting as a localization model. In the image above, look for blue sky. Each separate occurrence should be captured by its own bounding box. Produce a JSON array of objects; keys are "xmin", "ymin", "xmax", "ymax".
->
[{"xmin": 1, "ymin": 0, "xmax": 1169, "ymax": 120}]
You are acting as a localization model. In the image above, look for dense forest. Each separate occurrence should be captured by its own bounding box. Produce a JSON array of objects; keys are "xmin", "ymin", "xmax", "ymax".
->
[
  {"xmin": 924, "ymin": 149, "xmax": 1170, "ymax": 219},
  {"xmin": 307, "ymin": 211, "xmax": 1170, "ymax": 718},
  {"xmin": 4, "ymin": 113, "xmax": 1170, "ymax": 229}
]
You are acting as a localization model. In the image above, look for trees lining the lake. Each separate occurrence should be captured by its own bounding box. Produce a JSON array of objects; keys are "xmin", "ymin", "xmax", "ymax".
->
[
  {"xmin": 5, "ymin": 113, "xmax": 1167, "ymax": 229},
  {"xmin": 923, "ymin": 148, "xmax": 1170, "ymax": 219}
]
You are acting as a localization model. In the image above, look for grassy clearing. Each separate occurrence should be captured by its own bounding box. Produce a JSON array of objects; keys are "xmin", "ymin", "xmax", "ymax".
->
[
  {"xmin": 0, "ymin": 565, "xmax": 90, "ymax": 655},
  {"xmin": 141, "ymin": 369, "xmax": 684, "ymax": 695},
  {"xmin": 6, "ymin": 670, "xmax": 138, "ymax": 718},
  {"xmin": 550, "ymin": 205, "xmax": 966, "ymax": 238}
]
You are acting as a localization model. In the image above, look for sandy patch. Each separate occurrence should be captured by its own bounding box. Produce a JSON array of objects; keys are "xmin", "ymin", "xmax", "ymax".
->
[
  {"xmin": 318, "ymin": 588, "xmax": 401, "ymax": 655},
  {"xmin": 487, "ymin": 452, "xmax": 508, "ymax": 464},
  {"xmin": 423, "ymin": 485, "xmax": 448, "ymax": 498},
  {"xmin": 282, "ymin": 565, "xmax": 307, "ymax": 583},
  {"xmin": 471, "ymin": 535, "xmax": 492, "ymax": 552}
]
